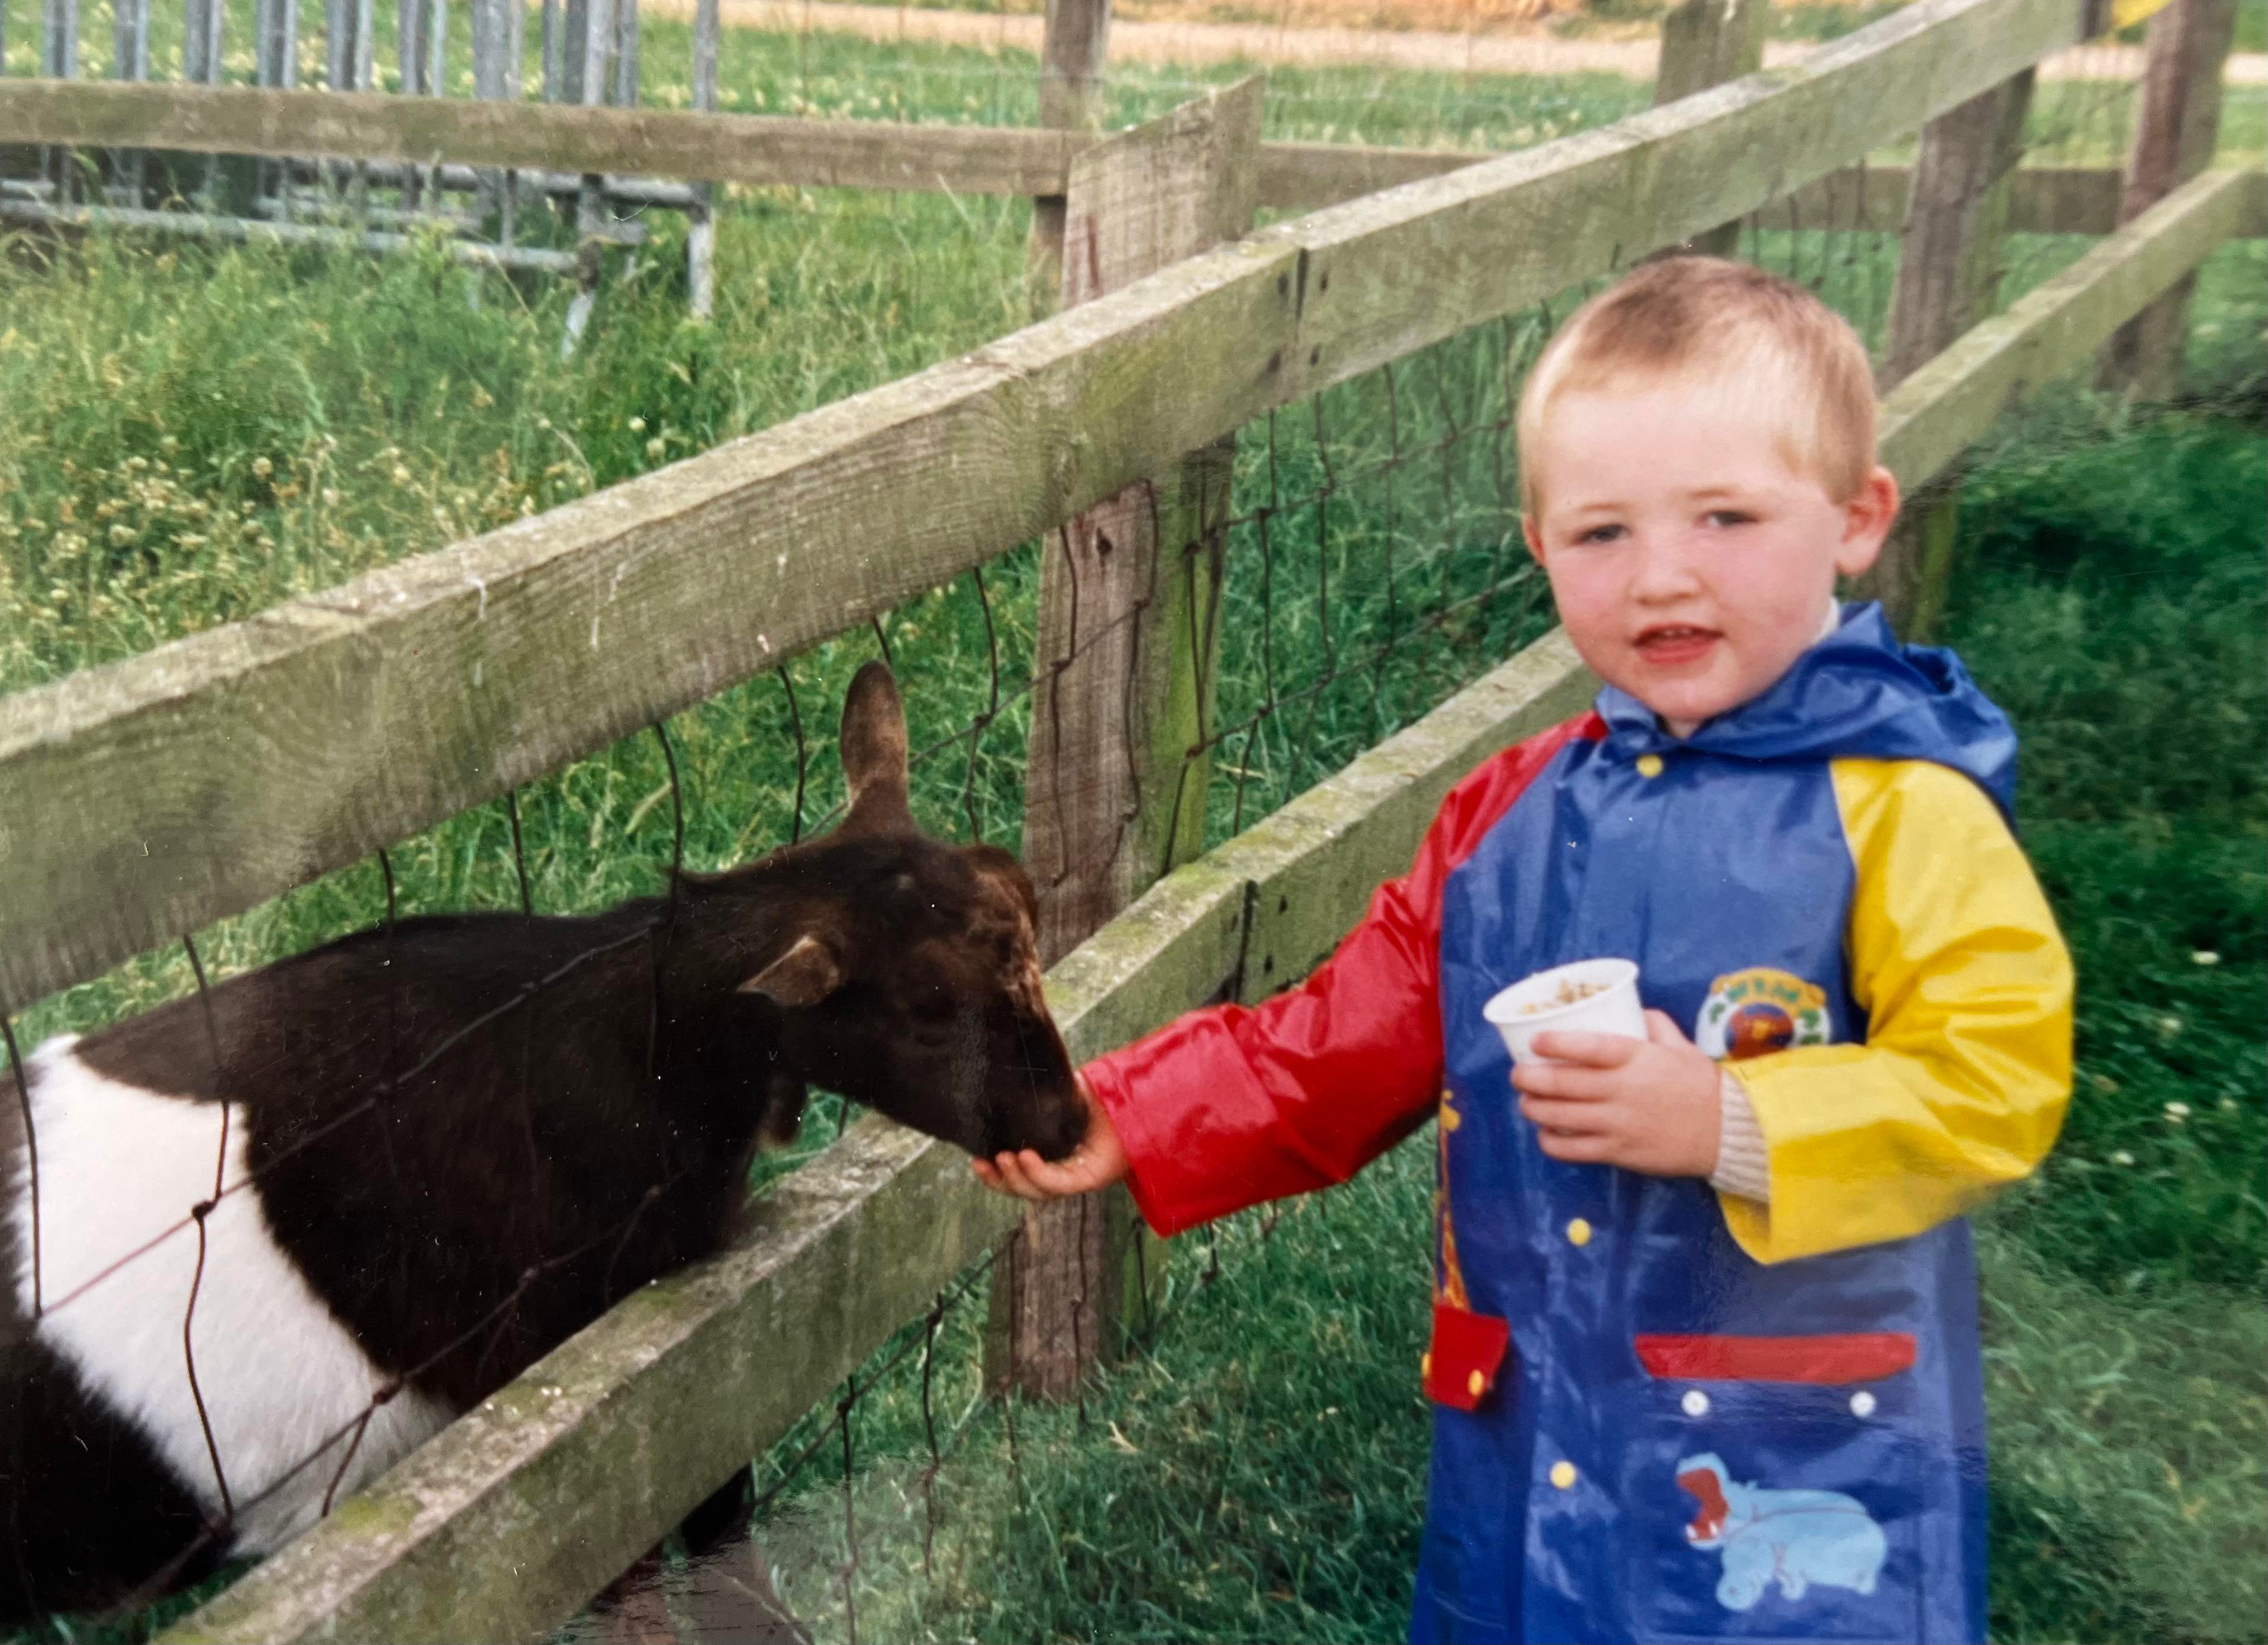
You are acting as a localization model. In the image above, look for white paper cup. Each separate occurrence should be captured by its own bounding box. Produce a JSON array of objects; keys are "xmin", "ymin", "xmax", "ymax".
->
[{"xmin": 1482, "ymin": 958, "xmax": 1645, "ymax": 1065}]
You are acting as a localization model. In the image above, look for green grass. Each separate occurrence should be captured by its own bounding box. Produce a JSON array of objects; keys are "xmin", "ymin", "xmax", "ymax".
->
[{"xmin": 1, "ymin": 21, "xmax": 2264, "ymax": 1644}]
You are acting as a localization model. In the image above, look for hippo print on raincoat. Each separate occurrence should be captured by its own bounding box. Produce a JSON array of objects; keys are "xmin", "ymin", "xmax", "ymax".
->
[{"xmin": 1084, "ymin": 603, "xmax": 2073, "ymax": 1644}]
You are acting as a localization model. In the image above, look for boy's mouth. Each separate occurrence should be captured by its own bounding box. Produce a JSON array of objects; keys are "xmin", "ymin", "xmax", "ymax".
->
[{"xmin": 1632, "ymin": 624, "xmax": 1721, "ymax": 666}]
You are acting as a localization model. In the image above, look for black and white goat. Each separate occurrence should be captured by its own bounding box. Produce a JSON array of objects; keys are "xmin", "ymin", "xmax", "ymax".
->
[{"xmin": 0, "ymin": 662, "xmax": 1086, "ymax": 1622}]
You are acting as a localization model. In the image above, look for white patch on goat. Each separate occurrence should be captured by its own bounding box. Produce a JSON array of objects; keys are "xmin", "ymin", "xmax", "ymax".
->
[{"xmin": 8, "ymin": 1036, "xmax": 454, "ymax": 1555}]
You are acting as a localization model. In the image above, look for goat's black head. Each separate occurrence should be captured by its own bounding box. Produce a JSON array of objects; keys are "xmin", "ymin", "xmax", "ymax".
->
[{"xmin": 692, "ymin": 663, "xmax": 1086, "ymax": 1161}]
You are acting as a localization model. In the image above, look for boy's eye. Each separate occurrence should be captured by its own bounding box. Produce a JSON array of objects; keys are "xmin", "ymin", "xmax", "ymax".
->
[
  {"xmin": 1575, "ymin": 523, "xmax": 1625, "ymax": 545},
  {"xmin": 1704, "ymin": 510, "xmax": 1755, "ymax": 528}
]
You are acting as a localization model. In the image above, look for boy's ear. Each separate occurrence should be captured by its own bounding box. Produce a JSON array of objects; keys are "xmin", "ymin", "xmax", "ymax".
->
[
  {"xmin": 1832, "ymin": 466, "xmax": 1901, "ymax": 580},
  {"xmin": 1521, "ymin": 513, "xmax": 1548, "ymax": 567}
]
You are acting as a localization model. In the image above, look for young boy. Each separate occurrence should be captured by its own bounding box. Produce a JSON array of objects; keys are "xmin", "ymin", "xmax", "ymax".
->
[{"xmin": 974, "ymin": 257, "xmax": 2073, "ymax": 1645}]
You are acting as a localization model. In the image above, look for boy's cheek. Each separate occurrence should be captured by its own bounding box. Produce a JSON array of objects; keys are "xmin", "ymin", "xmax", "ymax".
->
[{"xmin": 1537, "ymin": 566, "xmax": 1617, "ymax": 653}]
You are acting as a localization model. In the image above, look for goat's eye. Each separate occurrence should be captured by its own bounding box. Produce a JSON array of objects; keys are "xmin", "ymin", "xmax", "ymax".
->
[{"xmin": 907, "ymin": 989, "xmax": 959, "ymax": 1027}]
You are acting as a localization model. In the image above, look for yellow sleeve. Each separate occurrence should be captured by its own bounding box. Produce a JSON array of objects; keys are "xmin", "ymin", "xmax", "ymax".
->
[{"xmin": 1715, "ymin": 758, "xmax": 2073, "ymax": 1265}]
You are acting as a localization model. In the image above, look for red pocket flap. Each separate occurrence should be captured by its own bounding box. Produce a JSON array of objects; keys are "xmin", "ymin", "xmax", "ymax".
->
[
  {"xmin": 1425, "ymin": 1301, "xmax": 1512, "ymax": 1411},
  {"xmin": 1634, "ymin": 1331, "xmax": 1916, "ymax": 1385}
]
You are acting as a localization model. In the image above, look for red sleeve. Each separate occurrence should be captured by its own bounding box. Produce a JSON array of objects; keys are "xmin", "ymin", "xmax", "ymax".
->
[{"xmin": 1084, "ymin": 712, "xmax": 1601, "ymax": 1236}]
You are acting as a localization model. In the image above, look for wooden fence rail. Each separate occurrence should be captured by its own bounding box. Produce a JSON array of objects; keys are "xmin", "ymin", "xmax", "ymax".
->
[
  {"xmin": 156, "ymin": 162, "xmax": 2256, "ymax": 1640},
  {"xmin": 9, "ymin": 77, "xmax": 2266, "ymax": 228},
  {"xmin": 0, "ymin": 0, "xmax": 2204, "ymax": 1017}
]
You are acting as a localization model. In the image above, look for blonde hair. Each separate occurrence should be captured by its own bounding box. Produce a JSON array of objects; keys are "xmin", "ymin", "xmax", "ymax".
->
[{"xmin": 1515, "ymin": 257, "xmax": 1877, "ymax": 511}]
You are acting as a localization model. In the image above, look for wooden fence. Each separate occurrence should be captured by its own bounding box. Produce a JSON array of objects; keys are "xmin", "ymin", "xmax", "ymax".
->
[
  {"xmin": 11, "ymin": 59, "xmax": 2268, "ymax": 229},
  {"xmin": 0, "ymin": 0, "xmax": 2254, "ymax": 1637}
]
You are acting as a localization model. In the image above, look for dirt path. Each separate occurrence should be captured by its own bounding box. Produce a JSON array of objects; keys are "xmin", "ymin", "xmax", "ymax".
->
[{"xmin": 672, "ymin": 1, "xmax": 2267, "ymax": 85}]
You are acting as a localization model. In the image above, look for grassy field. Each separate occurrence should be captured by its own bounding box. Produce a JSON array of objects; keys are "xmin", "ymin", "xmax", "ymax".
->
[{"xmin": 1, "ymin": 18, "xmax": 2264, "ymax": 1645}]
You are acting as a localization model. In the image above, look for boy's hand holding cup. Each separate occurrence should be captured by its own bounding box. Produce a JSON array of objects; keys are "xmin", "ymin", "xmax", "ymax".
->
[{"xmin": 1483, "ymin": 959, "xmax": 1724, "ymax": 1178}]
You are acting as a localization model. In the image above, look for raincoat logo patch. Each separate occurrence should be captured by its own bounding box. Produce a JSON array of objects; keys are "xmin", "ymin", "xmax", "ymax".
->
[
  {"xmin": 1695, "ymin": 967, "xmax": 1829, "ymax": 1060},
  {"xmin": 1676, "ymin": 1453, "xmax": 1887, "ymax": 1611}
]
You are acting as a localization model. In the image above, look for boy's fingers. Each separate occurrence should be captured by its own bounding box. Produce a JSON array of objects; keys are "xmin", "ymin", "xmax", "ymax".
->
[
  {"xmin": 1519, "ymin": 1095, "xmax": 1614, "ymax": 1135},
  {"xmin": 1535, "ymin": 1125, "xmax": 1616, "ymax": 1163},
  {"xmin": 1511, "ymin": 1060, "xmax": 1614, "ymax": 1100},
  {"xmin": 1528, "ymin": 1029, "xmax": 1644, "ymax": 1066},
  {"xmin": 1022, "ymin": 1147, "xmax": 1127, "ymax": 1199},
  {"xmin": 1643, "ymin": 1008, "xmax": 1695, "ymax": 1048},
  {"xmin": 988, "ymin": 1151, "xmax": 1051, "ymax": 1201},
  {"xmin": 1014, "ymin": 1148, "xmax": 1095, "ymax": 1197}
]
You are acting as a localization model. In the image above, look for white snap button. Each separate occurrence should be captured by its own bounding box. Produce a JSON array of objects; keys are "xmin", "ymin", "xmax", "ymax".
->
[
  {"xmin": 1681, "ymin": 1389, "xmax": 1710, "ymax": 1418},
  {"xmin": 1850, "ymin": 1390, "xmax": 1877, "ymax": 1418}
]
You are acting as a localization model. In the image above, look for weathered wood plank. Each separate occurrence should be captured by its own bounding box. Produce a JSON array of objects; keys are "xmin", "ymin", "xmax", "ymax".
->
[
  {"xmin": 10, "ymin": 82, "xmax": 2257, "ymax": 235},
  {"xmin": 1026, "ymin": 0, "xmax": 1113, "ymax": 314},
  {"xmin": 1876, "ymin": 166, "xmax": 2253, "ymax": 491},
  {"xmin": 1257, "ymin": 139, "xmax": 1487, "ymax": 209},
  {"xmin": 163, "ymin": 1115, "xmax": 1024, "ymax": 1645},
  {"xmin": 2100, "ymin": 0, "xmax": 2239, "ymax": 394},
  {"xmin": 0, "ymin": 78, "xmax": 1083, "ymax": 195},
  {"xmin": 1002, "ymin": 79, "xmax": 1262, "ymax": 1400},
  {"xmin": 1867, "ymin": 64, "xmax": 2037, "ymax": 634},
  {"xmin": 1270, "ymin": 152, "xmax": 2261, "ymax": 233},
  {"xmin": 1274, "ymin": 0, "xmax": 2107, "ymax": 400},
  {"xmin": 1653, "ymin": 0, "xmax": 1772, "ymax": 255},
  {"xmin": 1023, "ymin": 80, "xmax": 1263, "ymax": 965}
]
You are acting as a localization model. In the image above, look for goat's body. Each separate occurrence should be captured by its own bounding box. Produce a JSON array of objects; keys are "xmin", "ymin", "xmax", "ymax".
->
[
  {"xmin": 1, "ymin": 907, "xmax": 787, "ymax": 1620},
  {"xmin": 0, "ymin": 661, "xmax": 1082, "ymax": 1627}
]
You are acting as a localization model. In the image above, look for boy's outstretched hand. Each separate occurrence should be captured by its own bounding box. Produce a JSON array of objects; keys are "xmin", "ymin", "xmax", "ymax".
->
[
  {"xmin": 1511, "ymin": 1009, "xmax": 1723, "ymax": 1177},
  {"xmin": 973, "ymin": 1075, "xmax": 1130, "ymax": 1201}
]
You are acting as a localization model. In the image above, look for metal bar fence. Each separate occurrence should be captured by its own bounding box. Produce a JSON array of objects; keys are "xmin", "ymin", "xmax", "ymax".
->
[{"xmin": 0, "ymin": 0, "xmax": 725, "ymax": 337}]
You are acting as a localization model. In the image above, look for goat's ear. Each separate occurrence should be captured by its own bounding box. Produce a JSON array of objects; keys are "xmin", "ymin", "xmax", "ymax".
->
[
  {"xmin": 837, "ymin": 661, "xmax": 911, "ymax": 835},
  {"xmin": 737, "ymin": 934, "xmax": 844, "ymax": 1008},
  {"xmin": 964, "ymin": 843, "xmax": 1041, "ymax": 927}
]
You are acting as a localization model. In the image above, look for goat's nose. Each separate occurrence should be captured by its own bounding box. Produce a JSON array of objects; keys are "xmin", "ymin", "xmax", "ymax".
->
[{"xmin": 1036, "ymin": 1088, "xmax": 1090, "ymax": 1163}]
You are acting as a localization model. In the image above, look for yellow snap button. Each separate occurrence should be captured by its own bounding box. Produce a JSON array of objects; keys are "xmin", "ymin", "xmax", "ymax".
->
[
  {"xmin": 1566, "ymin": 1218, "xmax": 1593, "ymax": 1247},
  {"xmin": 1466, "ymin": 1369, "xmax": 1487, "ymax": 1398},
  {"xmin": 1421, "ymin": 1352, "xmax": 1433, "ymax": 1378},
  {"xmin": 1550, "ymin": 1461, "xmax": 1578, "ymax": 1489},
  {"xmin": 1635, "ymin": 754, "xmax": 1664, "ymax": 779}
]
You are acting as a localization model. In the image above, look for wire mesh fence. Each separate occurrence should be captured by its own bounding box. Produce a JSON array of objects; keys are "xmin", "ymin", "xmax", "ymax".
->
[
  {"xmin": 1723, "ymin": 44, "xmax": 2150, "ymax": 355},
  {"xmin": 4, "ymin": 129, "xmax": 2219, "ymax": 1624},
  {"xmin": 0, "ymin": 5, "xmax": 2237, "ymax": 1638}
]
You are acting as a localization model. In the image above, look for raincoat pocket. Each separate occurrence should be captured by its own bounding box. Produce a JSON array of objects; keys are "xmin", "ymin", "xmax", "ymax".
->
[{"xmin": 1613, "ymin": 1337, "xmax": 1929, "ymax": 1643}]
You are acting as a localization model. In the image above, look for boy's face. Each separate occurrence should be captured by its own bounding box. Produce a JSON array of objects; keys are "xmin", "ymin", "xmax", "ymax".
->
[{"xmin": 1522, "ymin": 381, "xmax": 1898, "ymax": 733}]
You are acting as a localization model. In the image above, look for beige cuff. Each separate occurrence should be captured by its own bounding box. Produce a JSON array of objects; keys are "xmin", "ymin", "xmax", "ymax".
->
[{"xmin": 1709, "ymin": 1068, "xmax": 1771, "ymax": 1204}]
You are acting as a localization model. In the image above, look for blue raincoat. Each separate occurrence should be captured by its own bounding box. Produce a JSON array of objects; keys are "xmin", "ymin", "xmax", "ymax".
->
[{"xmin": 1088, "ymin": 603, "xmax": 2073, "ymax": 1645}]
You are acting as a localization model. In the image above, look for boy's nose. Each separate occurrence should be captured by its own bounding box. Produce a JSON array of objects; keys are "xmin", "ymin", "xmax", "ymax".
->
[{"xmin": 1628, "ymin": 538, "xmax": 1705, "ymax": 601}]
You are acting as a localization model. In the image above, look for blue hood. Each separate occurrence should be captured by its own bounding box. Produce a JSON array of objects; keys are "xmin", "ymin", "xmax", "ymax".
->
[{"xmin": 1594, "ymin": 601, "xmax": 2018, "ymax": 816}]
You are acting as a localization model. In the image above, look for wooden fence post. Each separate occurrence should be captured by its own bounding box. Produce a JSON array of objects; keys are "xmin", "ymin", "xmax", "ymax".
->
[
  {"xmin": 1027, "ymin": 0, "xmax": 1113, "ymax": 318},
  {"xmin": 2098, "ymin": 0, "xmax": 2237, "ymax": 397},
  {"xmin": 1857, "ymin": 66, "xmax": 2037, "ymax": 636},
  {"xmin": 1652, "ymin": 0, "xmax": 1770, "ymax": 257},
  {"xmin": 991, "ymin": 77, "xmax": 1265, "ymax": 1401}
]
